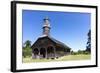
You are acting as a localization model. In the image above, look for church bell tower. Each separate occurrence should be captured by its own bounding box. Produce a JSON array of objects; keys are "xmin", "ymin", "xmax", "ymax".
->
[{"xmin": 43, "ymin": 17, "xmax": 51, "ymax": 36}]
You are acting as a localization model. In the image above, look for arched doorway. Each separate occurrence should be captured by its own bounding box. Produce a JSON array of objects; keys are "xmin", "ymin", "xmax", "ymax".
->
[
  {"xmin": 47, "ymin": 46, "xmax": 55, "ymax": 58},
  {"xmin": 40, "ymin": 48, "xmax": 46, "ymax": 58},
  {"xmin": 33, "ymin": 48, "xmax": 39, "ymax": 55}
]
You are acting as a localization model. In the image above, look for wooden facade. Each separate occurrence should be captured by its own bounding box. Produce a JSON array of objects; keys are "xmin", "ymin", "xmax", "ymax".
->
[
  {"xmin": 31, "ymin": 17, "xmax": 71, "ymax": 59},
  {"xmin": 31, "ymin": 36, "xmax": 71, "ymax": 59}
]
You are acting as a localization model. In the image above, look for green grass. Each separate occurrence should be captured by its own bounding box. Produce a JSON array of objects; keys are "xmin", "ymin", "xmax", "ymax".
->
[{"xmin": 23, "ymin": 54, "xmax": 91, "ymax": 63}]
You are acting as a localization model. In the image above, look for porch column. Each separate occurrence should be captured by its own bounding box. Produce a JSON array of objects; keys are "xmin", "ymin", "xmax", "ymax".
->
[
  {"xmin": 54, "ymin": 47, "xmax": 56, "ymax": 58},
  {"xmin": 45, "ymin": 47, "xmax": 48, "ymax": 59},
  {"xmin": 38, "ymin": 48, "xmax": 40, "ymax": 59}
]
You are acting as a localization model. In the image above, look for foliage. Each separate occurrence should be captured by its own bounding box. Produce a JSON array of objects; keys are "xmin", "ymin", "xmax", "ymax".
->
[
  {"xmin": 71, "ymin": 51, "xmax": 77, "ymax": 55},
  {"xmin": 71, "ymin": 50, "xmax": 90, "ymax": 55},
  {"xmin": 23, "ymin": 47, "xmax": 32, "ymax": 58},
  {"xmin": 23, "ymin": 40, "xmax": 32, "ymax": 58},
  {"xmin": 78, "ymin": 50, "xmax": 90, "ymax": 54},
  {"xmin": 86, "ymin": 30, "xmax": 91, "ymax": 52},
  {"xmin": 24, "ymin": 40, "xmax": 31, "ymax": 48}
]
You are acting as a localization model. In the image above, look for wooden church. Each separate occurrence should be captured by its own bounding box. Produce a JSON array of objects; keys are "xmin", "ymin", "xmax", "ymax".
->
[{"xmin": 31, "ymin": 17, "xmax": 71, "ymax": 59}]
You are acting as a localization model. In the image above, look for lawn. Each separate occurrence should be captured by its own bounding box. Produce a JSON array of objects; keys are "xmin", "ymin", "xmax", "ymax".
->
[{"xmin": 23, "ymin": 54, "xmax": 91, "ymax": 63}]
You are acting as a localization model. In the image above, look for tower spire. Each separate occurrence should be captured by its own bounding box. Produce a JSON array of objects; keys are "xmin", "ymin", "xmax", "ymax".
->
[{"xmin": 43, "ymin": 16, "xmax": 51, "ymax": 36}]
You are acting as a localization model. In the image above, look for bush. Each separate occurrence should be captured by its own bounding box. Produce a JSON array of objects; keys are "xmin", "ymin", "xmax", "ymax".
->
[
  {"xmin": 71, "ymin": 50, "xmax": 90, "ymax": 55},
  {"xmin": 84, "ymin": 51, "xmax": 90, "ymax": 55},
  {"xmin": 71, "ymin": 51, "xmax": 77, "ymax": 55},
  {"xmin": 23, "ymin": 47, "xmax": 32, "ymax": 58}
]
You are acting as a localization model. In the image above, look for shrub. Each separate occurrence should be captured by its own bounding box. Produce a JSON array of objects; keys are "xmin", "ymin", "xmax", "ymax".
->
[
  {"xmin": 23, "ymin": 47, "xmax": 32, "ymax": 58},
  {"xmin": 71, "ymin": 50, "xmax": 90, "ymax": 55},
  {"xmin": 71, "ymin": 51, "xmax": 77, "ymax": 55}
]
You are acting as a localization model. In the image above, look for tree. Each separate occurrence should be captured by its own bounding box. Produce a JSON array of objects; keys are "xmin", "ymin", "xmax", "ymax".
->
[
  {"xmin": 24, "ymin": 40, "xmax": 31, "ymax": 48},
  {"xmin": 78, "ymin": 50, "xmax": 82, "ymax": 54},
  {"xmin": 86, "ymin": 30, "xmax": 91, "ymax": 52},
  {"xmin": 23, "ymin": 40, "xmax": 32, "ymax": 57}
]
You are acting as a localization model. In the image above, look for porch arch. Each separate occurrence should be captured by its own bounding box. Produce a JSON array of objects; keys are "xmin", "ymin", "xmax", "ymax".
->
[
  {"xmin": 33, "ymin": 48, "xmax": 39, "ymax": 55},
  {"xmin": 40, "ymin": 48, "xmax": 46, "ymax": 58},
  {"xmin": 47, "ymin": 46, "xmax": 56, "ymax": 58}
]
